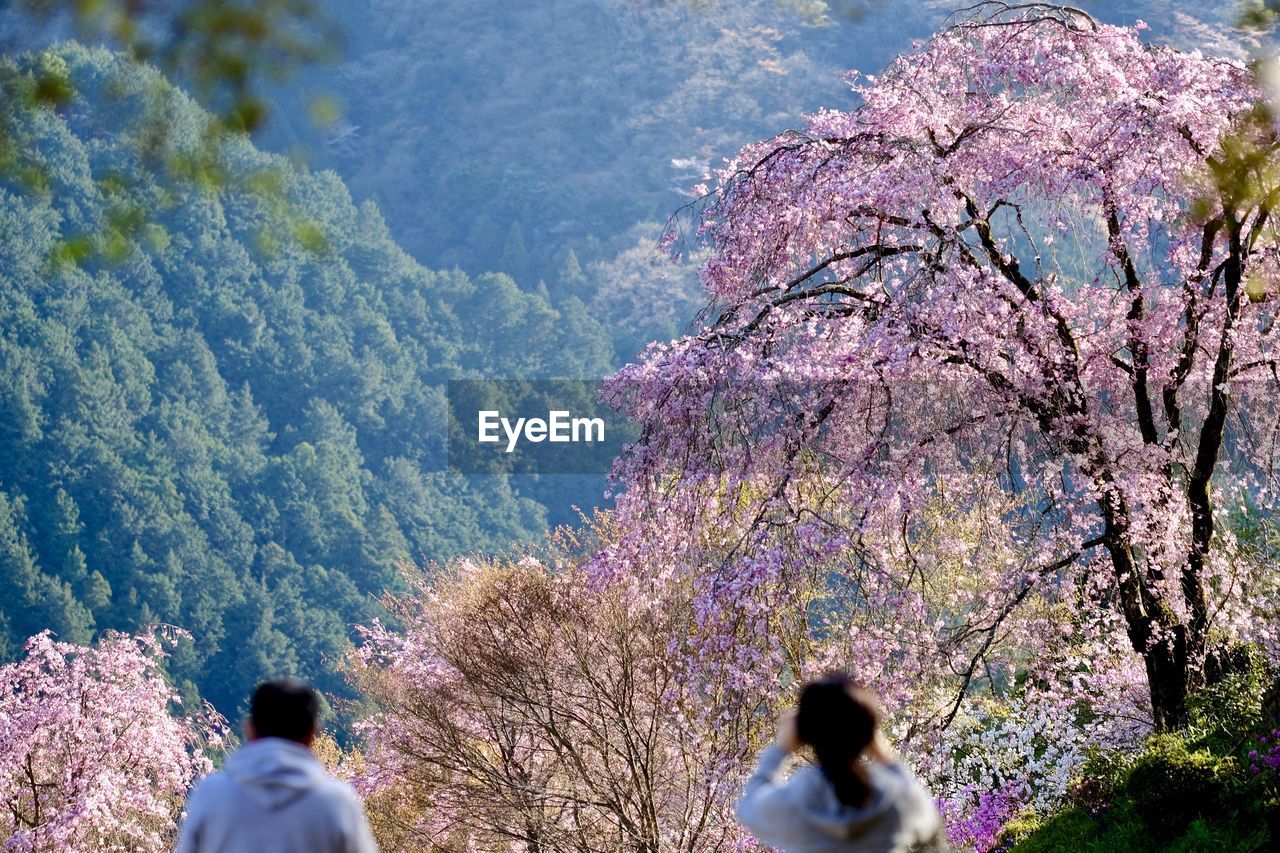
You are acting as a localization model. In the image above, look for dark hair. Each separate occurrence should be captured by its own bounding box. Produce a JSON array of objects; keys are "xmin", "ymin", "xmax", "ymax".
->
[
  {"xmin": 795, "ymin": 673, "xmax": 878, "ymax": 808},
  {"xmin": 250, "ymin": 679, "xmax": 321, "ymax": 743}
]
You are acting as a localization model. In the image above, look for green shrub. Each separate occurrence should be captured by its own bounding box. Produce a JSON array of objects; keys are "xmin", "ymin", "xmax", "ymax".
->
[
  {"xmin": 1126, "ymin": 733, "xmax": 1235, "ymax": 829},
  {"xmin": 1165, "ymin": 818, "xmax": 1263, "ymax": 853},
  {"xmin": 995, "ymin": 806, "xmax": 1042, "ymax": 847},
  {"xmin": 1012, "ymin": 658, "xmax": 1279, "ymax": 853},
  {"xmin": 1069, "ymin": 745, "xmax": 1134, "ymax": 816},
  {"xmin": 1191, "ymin": 642, "xmax": 1273, "ymax": 742},
  {"xmin": 1009, "ymin": 803, "xmax": 1146, "ymax": 852}
]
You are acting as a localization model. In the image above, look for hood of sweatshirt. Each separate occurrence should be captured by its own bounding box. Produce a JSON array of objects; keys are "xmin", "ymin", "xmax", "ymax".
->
[
  {"xmin": 790, "ymin": 762, "xmax": 910, "ymax": 841},
  {"xmin": 224, "ymin": 738, "xmax": 328, "ymax": 812}
]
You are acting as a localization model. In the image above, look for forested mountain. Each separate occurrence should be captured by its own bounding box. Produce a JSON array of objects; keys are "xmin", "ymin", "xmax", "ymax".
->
[
  {"xmin": 0, "ymin": 43, "xmax": 613, "ymax": 713},
  {"xmin": 261, "ymin": 0, "xmax": 863, "ymax": 358},
  {"xmin": 259, "ymin": 0, "xmax": 1251, "ymax": 361}
]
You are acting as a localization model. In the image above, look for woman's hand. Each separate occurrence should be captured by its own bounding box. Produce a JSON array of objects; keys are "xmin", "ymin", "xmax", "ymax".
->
[
  {"xmin": 776, "ymin": 712, "xmax": 801, "ymax": 754},
  {"xmin": 864, "ymin": 729, "xmax": 897, "ymax": 764}
]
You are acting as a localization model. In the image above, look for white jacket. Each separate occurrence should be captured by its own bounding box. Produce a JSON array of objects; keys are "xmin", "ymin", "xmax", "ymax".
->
[
  {"xmin": 175, "ymin": 737, "xmax": 378, "ymax": 853},
  {"xmin": 737, "ymin": 745, "xmax": 945, "ymax": 852}
]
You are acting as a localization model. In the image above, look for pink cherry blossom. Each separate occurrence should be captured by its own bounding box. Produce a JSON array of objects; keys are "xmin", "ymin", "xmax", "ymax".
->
[
  {"xmin": 599, "ymin": 3, "xmax": 1280, "ymax": 841},
  {"xmin": 0, "ymin": 630, "xmax": 228, "ymax": 851}
]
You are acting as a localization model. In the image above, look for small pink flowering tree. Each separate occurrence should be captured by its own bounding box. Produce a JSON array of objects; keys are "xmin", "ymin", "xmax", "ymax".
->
[
  {"xmin": 0, "ymin": 630, "xmax": 227, "ymax": 852},
  {"xmin": 348, "ymin": 521, "xmax": 764, "ymax": 852},
  {"xmin": 605, "ymin": 1, "xmax": 1279, "ymax": 743}
]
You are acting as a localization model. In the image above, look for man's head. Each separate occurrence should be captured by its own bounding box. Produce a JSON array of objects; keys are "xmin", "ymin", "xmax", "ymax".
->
[{"xmin": 246, "ymin": 679, "xmax": 321, "ymax": 745}]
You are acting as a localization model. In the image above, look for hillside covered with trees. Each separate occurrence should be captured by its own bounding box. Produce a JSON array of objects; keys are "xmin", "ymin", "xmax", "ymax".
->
[
  {"xmin": 0, "ymin": 42, "xmax": 614, "ymax": 712},
  {"xmin": 259, "ymin": 0, "xmax": 1252, "ymax": 359}
]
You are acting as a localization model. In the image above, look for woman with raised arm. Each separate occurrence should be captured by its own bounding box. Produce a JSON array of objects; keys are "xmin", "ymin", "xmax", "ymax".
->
[{"xmin": 737, "ymin": 674, "xmax": 946, "ymax": 852}]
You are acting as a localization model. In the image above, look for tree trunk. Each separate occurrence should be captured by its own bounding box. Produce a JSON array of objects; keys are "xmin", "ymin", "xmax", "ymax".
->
[
  {"xmin": 1142, "ymin": 626, "xmax": 1191, "ymax": 731},
  {"xmin": 1098, "ymin": 489, "xmax": 1195, "ymax": 731}
]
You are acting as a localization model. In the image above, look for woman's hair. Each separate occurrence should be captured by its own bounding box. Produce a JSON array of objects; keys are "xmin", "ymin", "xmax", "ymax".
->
[{"xmin": 794, "ymin": 673, "xmax": 880, "ymax": 808}]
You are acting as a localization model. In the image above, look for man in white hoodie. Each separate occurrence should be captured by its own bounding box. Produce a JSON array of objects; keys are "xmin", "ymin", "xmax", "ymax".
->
[{"xmin": 175, "ymin": 679, "xmax": 379, "ymax": 853}]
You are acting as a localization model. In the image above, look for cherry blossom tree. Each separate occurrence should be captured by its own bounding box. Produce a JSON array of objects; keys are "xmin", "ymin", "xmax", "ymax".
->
[
  {"xmin": 0, "ymin": 630, "xmax": 227, "ymax": 851},
  {"xmin": 604, "ymin": 1, "xmax": 1279, "ymax": 745},
  {"xmin": 347, "ymin": 520, "xmax": 765, "ymax": 852}
]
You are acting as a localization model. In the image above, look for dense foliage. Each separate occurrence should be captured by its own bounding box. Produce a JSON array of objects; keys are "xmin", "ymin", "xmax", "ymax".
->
[{"xmin": 0, "ymin": 43, "xmax": 613, "ymax": 713}]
